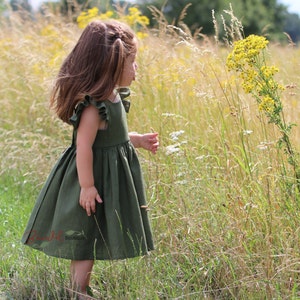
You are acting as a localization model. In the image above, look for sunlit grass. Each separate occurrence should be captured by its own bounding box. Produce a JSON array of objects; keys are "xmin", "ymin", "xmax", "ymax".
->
[{"xmin": 1, "ymin": 8, "xmax": 300, "ymax": 299}]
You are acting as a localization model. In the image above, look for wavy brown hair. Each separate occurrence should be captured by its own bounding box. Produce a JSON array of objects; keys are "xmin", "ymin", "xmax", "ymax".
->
[{"xmin": 50, "ymin": 20, "xmax": 137, "ymax": 123}]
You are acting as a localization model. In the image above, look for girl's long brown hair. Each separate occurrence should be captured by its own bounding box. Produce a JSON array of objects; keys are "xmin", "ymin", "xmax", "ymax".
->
[{"xmin": 50, "ymin": 20, "xmax": 136, "ymax": 123}]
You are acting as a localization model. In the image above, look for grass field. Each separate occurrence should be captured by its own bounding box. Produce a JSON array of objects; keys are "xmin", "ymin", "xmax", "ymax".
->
[{"xmin": 1, "ymin": 8, "xmax": 300, "ymax": 299}]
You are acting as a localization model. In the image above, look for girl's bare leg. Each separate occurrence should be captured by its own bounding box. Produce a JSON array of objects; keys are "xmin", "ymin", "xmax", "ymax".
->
[{"xmin": 70, "ymin": 260, "xmax": 94, "ymax": 295}]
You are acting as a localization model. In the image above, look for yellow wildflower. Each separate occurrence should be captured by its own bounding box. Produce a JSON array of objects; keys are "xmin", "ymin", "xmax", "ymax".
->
[
  {"xmin": 99, "ymin": 10, "xmax": 114, "ymax": 20},
  {"xmin": 121, "ymin": 6, "xmax": 150, "ymax": 27},
  {"xmin": 77, "ymin": 7, "xmax": 100, "ymax": 29},
  {"xmin": 136, "ymin": 31, "xmax": 149, "ymax": 39},
  {"xmin": 260, "ymin": 65, "xmax": 279, "ymax": 79},
  {"xmin": 226, "ymin": 35, "xmax": 268, "ymax": 71},
  {"xmin": 76, "ymin": 6, "xmax": 149, "ymax": 38},
  {"xmin": 242, "ymin": 81, "xmax": 255, "ymax": 94},
  {"xmin": 226, "ymin": 34, "xmax": 285, "ymax": 124},
  {"xmin": 258, "ymin": 96, "xmax": 275, "ymax": 113},
  {"xmin": 227, "ymin": 35, "xmax": 300, "ymax": 188}
]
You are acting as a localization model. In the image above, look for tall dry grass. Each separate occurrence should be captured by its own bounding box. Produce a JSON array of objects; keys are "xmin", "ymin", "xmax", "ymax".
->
[{"xmin": 1, "ymin": 7, "xmax": 300, "ymax": 299}]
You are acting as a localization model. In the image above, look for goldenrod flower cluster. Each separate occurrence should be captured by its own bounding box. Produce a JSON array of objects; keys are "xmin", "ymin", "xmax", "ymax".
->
[
  {"xmin": 227, "ymin": 37, "xmax": 299, "ymax": 188},
  {"xmin": 226, "ymin": 35, "xmax": 284, "ymax": 123},
  {"xmin": 120, "ymin": 7, "xmax": 150, "ymax": 28},
  {"xmin": 77, "ymin": 8, "xmax": 114, "ymax": 29},
  {"xmin": 259, "ymin": 96, "xmax": 276, "ymax": 112},
  {"xmin": 226, "ymin": 35, "xmax": 269, "ymax": 71},
  {"xmin": 77, "ymin": 6, "xmax": 149, "ymax": 38}
]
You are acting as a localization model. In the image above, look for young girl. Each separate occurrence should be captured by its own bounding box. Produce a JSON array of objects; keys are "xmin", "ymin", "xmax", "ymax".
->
[{"xmin": 22, "ymin": 20, "xmax": 159, "ymax": 297}]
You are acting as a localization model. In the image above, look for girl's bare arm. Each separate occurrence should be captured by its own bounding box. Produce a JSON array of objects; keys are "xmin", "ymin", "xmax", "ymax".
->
[{"xmin": 76, "ymin": 105, "xmax": 103, "ymax": 216}]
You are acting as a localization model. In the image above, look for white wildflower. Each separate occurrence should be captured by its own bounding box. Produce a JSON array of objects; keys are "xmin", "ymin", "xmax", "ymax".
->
[
  {"xmin": 165, "ymin": 144, "xmax": 181, "ymax": 155},
  {"xmin": 162, "ymin": 113, "xmax": 176, "ymax": 117},
  {"xmin": 169, "ymin": 130, "xmax": 185, "ymax": 141},
  {"xmin": 243, "ymin": 130, "xmax": 253, "ymax": 135},
  {"xmin": 257, "ymin": 143, "xmax": 268, "ymax": 150}
]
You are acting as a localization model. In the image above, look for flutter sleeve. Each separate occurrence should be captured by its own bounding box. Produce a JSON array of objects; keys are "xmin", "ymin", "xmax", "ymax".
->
[{"xmin": 69, "ymin": 95, "xmax": 109, "ymax": 129}]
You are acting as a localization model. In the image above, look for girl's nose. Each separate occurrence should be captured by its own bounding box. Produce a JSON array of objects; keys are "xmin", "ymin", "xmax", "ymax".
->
[{"xmin": 134, "ymin": 62, "xmax": 138, "ymax": 70}]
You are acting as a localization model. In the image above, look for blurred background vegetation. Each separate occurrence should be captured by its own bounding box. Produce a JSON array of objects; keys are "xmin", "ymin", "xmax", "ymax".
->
[
  {"xmin": 1, "ymin": 0, "xmax": 300, "ymax": 43},
  {"xmin": 2, "ymin": 0, "xmax": 300, "ymax": 298}
]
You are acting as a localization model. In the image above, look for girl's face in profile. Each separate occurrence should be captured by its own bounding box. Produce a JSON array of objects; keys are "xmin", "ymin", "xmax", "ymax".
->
[{"xmin": 118, "ymin": 46, "xmax": 138, "ymax": 87}]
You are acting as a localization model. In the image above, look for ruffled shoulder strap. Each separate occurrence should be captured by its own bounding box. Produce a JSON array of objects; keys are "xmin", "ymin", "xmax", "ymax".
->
[
  {"xmin": 117, "ymin": 87, "xmax": 131, "ymax": 113},
  {"xmin": 69, "ymin": 95, "xmax": 109, "ymax": 129}
]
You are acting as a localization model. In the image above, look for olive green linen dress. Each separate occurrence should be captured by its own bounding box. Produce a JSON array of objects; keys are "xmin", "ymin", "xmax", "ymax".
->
[{"xmin": 21, "ymin": 91, "xmax": 154, "ymax": 260}]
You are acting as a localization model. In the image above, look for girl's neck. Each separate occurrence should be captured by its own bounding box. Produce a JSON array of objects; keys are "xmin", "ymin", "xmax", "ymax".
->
[{"xmin": 108, "ymin": 90, "xmax": 120, "ymax": 103}]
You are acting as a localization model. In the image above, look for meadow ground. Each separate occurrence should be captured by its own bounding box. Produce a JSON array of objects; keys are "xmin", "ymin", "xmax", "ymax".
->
[{"xmin": 1, "ymin": 9, "xmax": 300, "ymax": 299}]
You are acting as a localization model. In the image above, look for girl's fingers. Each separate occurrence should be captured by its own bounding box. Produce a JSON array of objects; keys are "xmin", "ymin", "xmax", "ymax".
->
[
  {"xmin": 83, "ymin": 195, "xmax": 102, "ymax": 216},
  {"xmin": 85, "ymin": 203, "xmax": 92, "ymax": 216},
  {"xmin": 96, "ymin": 194, "xmax": 103, "ymax": 203}
]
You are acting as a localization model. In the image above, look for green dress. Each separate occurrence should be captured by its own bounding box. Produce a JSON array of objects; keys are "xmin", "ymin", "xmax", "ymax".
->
[{"xmin": 21, "ymin": 91, "xmax": 154, "ymax": 260}]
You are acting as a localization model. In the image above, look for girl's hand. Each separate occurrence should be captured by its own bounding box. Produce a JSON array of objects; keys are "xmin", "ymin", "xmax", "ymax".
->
[
  {"xmin": 79, "ymin": 186, "xmax": 103, "ymax": 216},
  {"xmin": 139, "ymin": 132, "xmax": 159, "ymax": 154}
]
